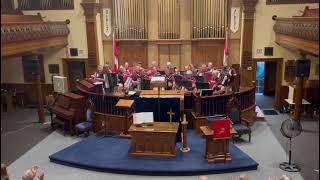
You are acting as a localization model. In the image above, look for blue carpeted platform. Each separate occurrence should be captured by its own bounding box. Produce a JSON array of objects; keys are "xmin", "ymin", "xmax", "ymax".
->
[{"xmin": 49, "ymin": 131, "xmax": 258, "ymax": 176}]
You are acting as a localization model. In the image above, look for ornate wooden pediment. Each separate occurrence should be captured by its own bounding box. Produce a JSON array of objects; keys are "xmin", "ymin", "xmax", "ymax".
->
[
  {"xmin": 273, "ymin": 7, "xmax": 319, "ymax": 56},
  {"xmin": 1, "ymin": 13, "xmax": 70, "ymax": 58}
]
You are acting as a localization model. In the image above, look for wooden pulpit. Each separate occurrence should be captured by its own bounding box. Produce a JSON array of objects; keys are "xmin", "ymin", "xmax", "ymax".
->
[{"xmin": 200, "ymin": 125, "xmax": 237, "ymax": 164}]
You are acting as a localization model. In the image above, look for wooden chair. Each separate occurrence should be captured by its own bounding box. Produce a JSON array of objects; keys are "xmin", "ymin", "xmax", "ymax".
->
[
  {"xmin": 226, "ymin": 96, "xmax": 251, "ymax": 142},
  {"xmin": 75, "ymin": 99, "xmax": 94, "ymax": 137}
]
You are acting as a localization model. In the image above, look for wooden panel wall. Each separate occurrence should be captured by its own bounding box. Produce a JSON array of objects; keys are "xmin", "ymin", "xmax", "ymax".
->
[
  {"xmin": 1, "ymin": 83, "xmax": 54, "ymax": 106},
  {"xmin": 118, "ymin": 41, "xmax": 148, "ymax": 68},
  {"xmin": 191, "ymin": 40, "xmax": 224, "ymax": 67}
]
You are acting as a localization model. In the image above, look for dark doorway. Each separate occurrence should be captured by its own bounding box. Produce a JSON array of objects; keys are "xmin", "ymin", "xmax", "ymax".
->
[
  {"xmin": 67, "ymin": 61, "xmax": 85, "ymax": 92},
  {"xmin": 255, "ymin": 60, "xmax": 278, "ymax": 109},
  {"xmin": 264, "ymin": 61, "xmax": 277, "ymax": 96}
]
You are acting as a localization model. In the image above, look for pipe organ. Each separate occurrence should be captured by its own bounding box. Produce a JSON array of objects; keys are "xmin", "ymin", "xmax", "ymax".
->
[
  {"xmin": 192, "ymin": 0, "xmax": 228, "ymax": 39},
  {"xmin": 113, "ymin": 0, "xmax": 147, "ymax": 39},
  {"xmin": 158, "ymin": 0, "xmax": 180, "ymax": 39}
]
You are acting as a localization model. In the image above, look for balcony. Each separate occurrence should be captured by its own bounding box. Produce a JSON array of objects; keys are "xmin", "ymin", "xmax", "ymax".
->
[
  {"xmin": 273, "ymin": 7, "xmax": 319, "ymax": 56},
  {"xmin": 1, "ymin": 13, "xmax": 70, "ymax": 58}
]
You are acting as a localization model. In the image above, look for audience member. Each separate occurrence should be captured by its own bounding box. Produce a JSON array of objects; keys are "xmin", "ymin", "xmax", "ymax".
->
[{"xmin": 1, "ymin": 164, "xmax": 9, "ymax": 180}]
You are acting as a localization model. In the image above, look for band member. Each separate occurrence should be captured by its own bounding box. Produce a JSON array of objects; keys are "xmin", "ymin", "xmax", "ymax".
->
[
  {"xmin": 103, "ymin": 62, "xmax": 112, "ymax": 73},
  {"xmin": 207, "ymin": 62, "xmax": 213, "ymax": 71},
  {"xmin": 189, "ymin": 64, "xmax": 197, "ymax": 75},
  {"xmin": 124, "ymin": 62, "xmax": 132, "ymax": 73},
  {"xmin": 91, "ymin": 65, "xmax": 104, "ymax": 81},
  {"xmin": 150, "ymin": 61, "xmax": 159, "ymax": 71},
  {"xmin": 182, "ymin": 70, "xmax": 196, "ymax": 91},
  {"xmin": 198, "ymin": 64, "xmax": 208, "ymax": 76}
]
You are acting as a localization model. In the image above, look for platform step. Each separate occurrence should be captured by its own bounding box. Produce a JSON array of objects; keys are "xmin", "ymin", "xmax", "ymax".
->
[{"xmin": 256, "ymin": 106, "xmax": 265, "ymax": 121}]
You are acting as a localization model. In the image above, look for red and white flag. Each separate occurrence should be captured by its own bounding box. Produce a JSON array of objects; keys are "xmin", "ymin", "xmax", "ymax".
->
[
  {"xmin": 113, "ymin": 32, "xmax": 119, "ymax": 72},
  {"xmin": 223, "ymin": 29, "xmax": 229, "ymax": 67}
]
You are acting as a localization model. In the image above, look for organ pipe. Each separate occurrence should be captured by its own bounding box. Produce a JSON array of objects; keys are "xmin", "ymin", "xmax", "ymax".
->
[
  {"xmin": 192, "ymin": 0, "xmax": 227, "ymax": 39},
  {"xmin": 114, "ymin": 0, "xmax": 147, "ymax": 39}
]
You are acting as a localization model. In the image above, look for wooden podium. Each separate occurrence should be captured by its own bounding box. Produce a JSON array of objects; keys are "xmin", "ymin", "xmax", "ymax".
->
[
  {"xmin": 200, "ymin": 126, "xmax": 237, "ymax": 163},
  {"xmin": 129, "ymin": 122, "xmax": 179, "ymax": 158},
  {"xmin": 115, "ymin": 99, "xmax": 134, "ymax": 138}
]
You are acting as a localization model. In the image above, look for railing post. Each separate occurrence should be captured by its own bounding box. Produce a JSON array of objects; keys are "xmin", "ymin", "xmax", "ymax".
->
[{"xmin": 195, "ymin": 91, "xmax": 201, "ymax": 116}]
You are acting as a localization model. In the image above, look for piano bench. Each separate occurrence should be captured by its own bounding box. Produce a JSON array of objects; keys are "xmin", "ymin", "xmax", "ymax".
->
[{"xmin": 52, "ymin": 117, "xmax": 68, "ymax": 136}]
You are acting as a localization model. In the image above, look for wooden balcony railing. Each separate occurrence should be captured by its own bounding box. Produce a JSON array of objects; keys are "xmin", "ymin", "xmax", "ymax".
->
[
  {"xmin": 272, "ymin": 7, "xmax": 319, "ymax": 56},
  {"xmin": 273, "ymin": 17, "xmax": 319, "ymax": 41},
  {"xmin": 1, "ymin": 21, "xmax": 70, "ymax": 44},
  {"xmin": 266, "ymin": 0, "xmax": 319, "ymax": 4},
  {"xmin": 1, "ymin": 13, "xmax": 70, "ymax": 58}
]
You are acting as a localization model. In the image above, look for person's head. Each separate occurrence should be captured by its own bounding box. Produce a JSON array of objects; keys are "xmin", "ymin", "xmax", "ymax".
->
[
  {"xmin": 184, "ymin": 65, "xmax": 190, "ymax": 71},
  {"xmin": 97, "ymin": 65, "xmax": 103, "ymax": 72},
  {"xmin": 186, "ymin": 70, "xmax": 192, "ymax": 77},
  {"xmin": 198, "ymin": 176, "xmax": 208, "ymax": 180},
  {"xmin": 280, "ymin": 175, "xmax": 290, "ymax": 180},
  {"xmin": 208, "ymin": 62, "xmax": 213, "ymax": 69},
  {"xmin": 1, "ymin": 164, "xmax": 8, "ymax": 180},
  {"xmin": 238, "ymin": 174, "xmax": 250, "ymax": 180},
  {"xmin": 22, "ymin": 166, "xmax": 40, "ymax": 180},
  {"xmin": 151, "ymin": 61, "xmax": 157, "ymax": 67},
  {"xmin": 166, "ymin": 61, "xmax": 172, "ymax": 68},
  {"xmin": 124, "ymin": 62, "xmax": 129, "ymax": 69}
]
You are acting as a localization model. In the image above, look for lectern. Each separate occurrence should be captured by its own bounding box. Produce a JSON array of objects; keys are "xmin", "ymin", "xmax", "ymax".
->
[
  {"xmin": 116, "ymin": 99, "xmax": 134, "ymax": 138},
  {"xmin": 150, "ymin": 76, "xmax": 167, "ymax": 120}
]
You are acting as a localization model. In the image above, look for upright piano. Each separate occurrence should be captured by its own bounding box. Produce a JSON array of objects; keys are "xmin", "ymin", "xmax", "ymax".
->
[{"xmin": 51, "ymin": 92, "xmax": 86, "ymax": 135}]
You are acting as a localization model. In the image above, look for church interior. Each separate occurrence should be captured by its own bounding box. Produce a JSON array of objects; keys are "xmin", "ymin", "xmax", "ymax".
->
[{"xmin": 1, "ymin": 0, "xmax": 319, "ymax": 179}]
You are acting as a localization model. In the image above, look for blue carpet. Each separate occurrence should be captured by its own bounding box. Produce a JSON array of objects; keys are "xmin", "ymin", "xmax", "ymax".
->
[{"xmin": 49, "ymin": 131, "xmax": 258, "ymax": 176}]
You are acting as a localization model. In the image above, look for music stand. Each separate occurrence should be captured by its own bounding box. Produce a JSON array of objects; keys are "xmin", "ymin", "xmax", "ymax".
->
[
  {"xmin": 201, "ymin": 89, "xmax": 213, "ymax": 96},
  {"xmin": 182, "ymin": 80, "xmax": 193, "ymax": 91},
  {"xmin": 174, "ymin": 75, "xmax": 183, "ymax": 88},
  {"xmin": 196, "ymin": 82, "xmax": 210, "ymax": 90},
  {"xmin": 158, "ymin": 70, "xmax": 166, "ymax": 75},
  {"xmin": 179, "ymin": 71, "xmax": 185, "ymax": 76},
  {"xmin": 193, "ymin": 76, "xmax": 205, "ymax": 82}
]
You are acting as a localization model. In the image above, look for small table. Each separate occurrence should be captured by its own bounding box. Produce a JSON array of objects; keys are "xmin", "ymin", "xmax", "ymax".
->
[
  {"xmin": 129, "ymin": 122, "xmax": 179, "ymax": 158},
  {"xmin": 284, "ymin": 98, "xmax": 311, "ymax": 115},
  {"xmin": 200, "ymin": 126, "xmax": 237, "ymax": 163}
]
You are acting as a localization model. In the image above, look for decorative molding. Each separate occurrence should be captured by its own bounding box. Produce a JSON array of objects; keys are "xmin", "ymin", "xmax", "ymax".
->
[
  {"xmin": 81, "ymin": 2, "xmax": 101, "ymax": 22},
  {"xmin": 241, "ymin": 0, "xmax": 258, "ymax": 19},
  {"xmin": 1, "ymin": 21, "xmax": 70, "ymax": 44},
  {"xmin": 266, "ymin": 0, "xmax": 319, "ymax": 5},
  {"xmin": 273, "ymin": 18, "xmax": 319, "ymax": 41},
  {"xmin": 273, "ymin": 7, "xmax": 319, "ymax": 56}
]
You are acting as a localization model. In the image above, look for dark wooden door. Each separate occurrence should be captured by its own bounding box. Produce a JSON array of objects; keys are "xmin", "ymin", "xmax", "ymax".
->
[
  {"xmin": 264, "ymin": 61, "xmax": 277, "ymax": 96},
  {"xmin": 67, "ymin": 61, "xmax": 85, "ymax": 92},
  {"xmin": 22, "ymin": 55, "xmax": 45, "ymax": 83}
]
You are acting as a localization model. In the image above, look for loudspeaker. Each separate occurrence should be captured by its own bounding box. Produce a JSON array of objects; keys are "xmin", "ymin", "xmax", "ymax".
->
[
  {"xmin": 70, "ymin": 48, "xmax": 78, "ymax": 56},
  {"xmin": 264, "ymin": 47, "xmax": 273, "ymax": 56},
  {"xmin": 295, "ymin": 59, "xmax": 310, "ymax": 77}
]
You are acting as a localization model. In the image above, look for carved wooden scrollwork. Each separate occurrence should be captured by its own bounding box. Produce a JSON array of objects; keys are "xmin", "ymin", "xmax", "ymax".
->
[
  {"xmin": 1, "ymin": 21, "xmax": 70, "ymax": 44},
  {"xmin": 273, "ymin": 18, "xmax": 319, "ymax": 41}
]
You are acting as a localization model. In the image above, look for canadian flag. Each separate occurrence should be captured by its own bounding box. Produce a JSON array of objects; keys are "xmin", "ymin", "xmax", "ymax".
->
[
  {"xmin": 223, "ymin": 29, "xmax": 229, "ymax": 67},
  {"xmin": 113, "ymin": 32, "xmax": 119, "ymax": 72}
]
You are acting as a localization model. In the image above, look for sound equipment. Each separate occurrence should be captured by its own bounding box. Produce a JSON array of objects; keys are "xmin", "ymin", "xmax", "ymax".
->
[
  {"xmin": 295, "ymin": 59, "xmax": 310, "ymax": 77},
  {"xmin": 53, "ymin": 76, "xmax": 69, "ymax": 94}
]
